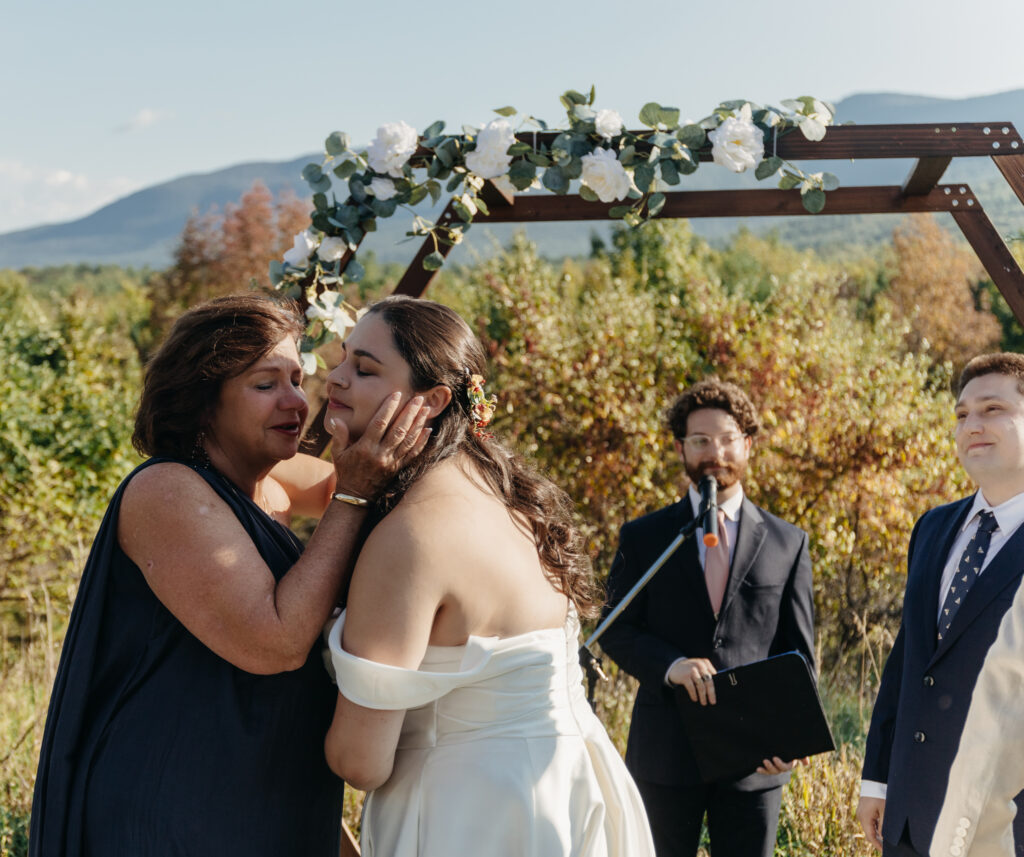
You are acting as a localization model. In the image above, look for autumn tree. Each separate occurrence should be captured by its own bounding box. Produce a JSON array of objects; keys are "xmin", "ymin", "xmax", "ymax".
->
[
  {"xmin": 143, "ymin": 182, "xmax": 308, "ymax": 356},
  {"xmin": 884, "ymin": 214, "xmax": 1001, "ymax": 367}
]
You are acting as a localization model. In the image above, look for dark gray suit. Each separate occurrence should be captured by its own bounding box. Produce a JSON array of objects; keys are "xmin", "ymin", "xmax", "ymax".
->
[{"xmin": 601, "ymin": 494, "xmax": 814, "ymax": 857}]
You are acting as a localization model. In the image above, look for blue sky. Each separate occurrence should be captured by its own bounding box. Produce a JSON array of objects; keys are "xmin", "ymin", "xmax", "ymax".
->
[{"xmin": 4, "ymin": 0, "xmax": 1024, "ymax": 233}]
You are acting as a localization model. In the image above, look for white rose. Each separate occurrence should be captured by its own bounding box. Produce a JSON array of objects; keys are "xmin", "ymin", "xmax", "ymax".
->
[
  {"xmin": 299, "ymin": 350, "xmax": 318, "ymax": 376},
  {"xmin": 306, "ymin": 291, "xmax": 356, "ymax": 336},
  {"xmin": 367, "ymin": 120, "xmax": 418, "ymax": 178},
  {"xmin": 465, "ymin": 119, "xmax": 515, "ymax": 180},
  {"xmin": 317, "ymin": 236, "xmax": 347, "ymax": 263},
  {"xmin": 594, "ymin": 108, "xmax": 624, "ymax": 140},
  {"xmin": 580, "ymin": 148, "xmax": 631, "ymax": 203},
  {"xmin": 283, "ymin": 229, "xmax": 318, "ymax": 267},
  {"xmin": 708, "ymin": 103, "xmax": 764, "ymax": 173},
  {"xmin": 369, "ymin": 177, "xmax": 397, "ymax": 200}
]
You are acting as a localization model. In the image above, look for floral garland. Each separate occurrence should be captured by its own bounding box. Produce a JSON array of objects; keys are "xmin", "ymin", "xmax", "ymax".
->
[{"xmin": 273, "ymin": 87, "xmax": 837, "ymax": 364}]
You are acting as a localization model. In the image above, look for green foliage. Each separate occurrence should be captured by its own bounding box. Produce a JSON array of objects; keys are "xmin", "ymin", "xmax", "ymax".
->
[{"xmin": 0, "ymin": 272, "xmax": 142, "ymax": 649}]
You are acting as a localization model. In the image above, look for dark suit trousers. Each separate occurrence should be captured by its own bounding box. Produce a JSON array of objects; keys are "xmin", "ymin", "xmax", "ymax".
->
[{"xmin": 634, "ymin": 777, "xmax": 783, "ymax": 857}]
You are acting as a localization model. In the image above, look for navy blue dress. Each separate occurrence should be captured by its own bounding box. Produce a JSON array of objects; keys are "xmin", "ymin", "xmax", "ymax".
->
[{"xmin": 30, "ymin": 459, "xmax": 343, "ymax": 856}]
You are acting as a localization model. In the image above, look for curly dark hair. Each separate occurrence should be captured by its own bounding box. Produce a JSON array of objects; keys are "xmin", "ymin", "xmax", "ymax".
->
[
  {"xmin": 364, "ymin": 295, "xmax": 602, "ymax": 619},
  {"xmin": 954, "ymin": 352, "xmax": 1024, "ymax": 398},
  {"xmin": 133, "ymin": 295, "xmax": 303, "ymax": 459},
  {"xmin": 666, "ymin": 377, "xmax": 761, "ymax": 440}
]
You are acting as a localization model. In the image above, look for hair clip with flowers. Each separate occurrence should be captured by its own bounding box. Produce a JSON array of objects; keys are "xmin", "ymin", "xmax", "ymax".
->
[{"xmin": 466, "ymin": 373, "xmax": 498, "ymax": 439}]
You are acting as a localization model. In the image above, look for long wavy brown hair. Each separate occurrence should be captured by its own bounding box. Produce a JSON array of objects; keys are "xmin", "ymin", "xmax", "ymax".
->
[{"xmin": 365, "ymin": 295, "xmax": 602, "ymax": 619}]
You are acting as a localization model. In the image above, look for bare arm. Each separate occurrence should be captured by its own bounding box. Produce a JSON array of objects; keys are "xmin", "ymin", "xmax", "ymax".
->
[
  {"xmin": 269, "ymin": 452, "xmax": 335, "ymax": 519},
  {"xmin": 324, "ymin": 511, "xmax": 444, "ymax": 790},
  {"xmin": 119, "ymin": 393, "xmax": 430, "ymax": 675}
]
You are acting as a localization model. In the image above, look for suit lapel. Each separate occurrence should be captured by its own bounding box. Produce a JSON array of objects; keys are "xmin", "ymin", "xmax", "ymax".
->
[
  {"xmin": 934, "ymin": 514, "xmax": 1024, "ymax": 657},
  {"xmin": 672, "ymin": 500, "xmax": 708, "ymax": 606},
  {"xmin": 719, "ymin": 498, "xmax": 766, "ymax": 617}
]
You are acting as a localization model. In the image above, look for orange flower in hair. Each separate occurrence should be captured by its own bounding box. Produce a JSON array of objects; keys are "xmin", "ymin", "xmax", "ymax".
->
[{"xmin": 467, "ymin": 374, "xmax": 497, "ymax": 439}]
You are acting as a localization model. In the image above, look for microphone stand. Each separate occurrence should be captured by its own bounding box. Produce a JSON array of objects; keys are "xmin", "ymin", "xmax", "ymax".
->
[{"xmin": 580, "ymin": 499, "xmax": 711, "ymax": 707}]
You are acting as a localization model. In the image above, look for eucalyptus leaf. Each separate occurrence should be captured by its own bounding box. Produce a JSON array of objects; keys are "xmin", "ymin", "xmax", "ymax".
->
[
  {"xmin": 618, "ymin": 144, "xmax": 636, "ymax": 166},
  {"xmin": 563, "ymin": 156, "xmax": 583, "ymax": 180},
  {"xmin": 313, "ymin": 192, "xmax": 329, "ymax": 211},
  {"xmin": 333, "ymin": 160, "xmax": 358, "ymax": 180},
  {"xmin": 579, "ymin": 184, "xmax": 599, "ymax": 202},
  {"xmin": 754, "ymin": 156, "xmax": 784, "ymax": 180},
  {"xmin": 423, "ymin": 120, "xmax": 445, "ymax": 138},
  {"xmin": 677, "ymin": 125, "xmax": 706, "ymax": 148},
  {"xmin": 371, "ymin": 197, "xmax": 398, "ymax": 217},
  {"xmin": 310, "ymin": 176, "xmax": 332, "ymax": 194},
  {"xmin": 648, "ymin": 192, "xmax": 666, "ymax": 217},
  {"xmin": 822, "ymin": 172, "xmax": 840, "ymax": 191},
  {"xmin": 493, "ymin": 106, "xmax": 517, "ymax": 117},
  {"xmin": 660, "ymin": 160, "xmax": 680, "ymax": 186},
  {"xmin": 426, "ymin": 180, "xmax": 442, "ymax": 204},
  {"xmin": 588, "ymin": 84, "xmax": 595, "ymax": 105},
  {"xmin": 563, "ymin": 89, "xmax": 588, "ymax": 105},
  {"xmin": 446, "ymin": 174, "xmax": 464, "ymax": 193},
  {"xmin": 608, "ymin": 205, "xmax": 633, "ymax": 219},
  {"xmin": 325, "ymin": 132, "xmax": 350, "ymax": 156},
  {"xmin": 268, "ymin": 260, "xmax": 284, "ymax": 286},
  {"xmin": 639, "ymin": 102, "xmax": 662, "ymax": 127},
  {"xmin": 526, "ymin": 151, "xmax": 552, "ymax": 167},
  {"xmin": 507, "ymin": 142, "xmax": 531, "ymax": 156},
  {"xmin": 362, "ymin": 218, "xmax": 377, "ymax": 232},
  {"xmin": 802, "ymin": 188, "xmax": 826, "ymax": 213},
  {"xmin": 454, "ymin": 200, "xmax": 473, "ymax": 222},
  {"xmin": 474, "ymin": 196, "xmax": 490, "ymax": 216},
  {"xmin": 650, "ymin": 132, "xmax": 675, "ymax": 149},
  {"xmin": 427, "ymin": 158, "xmax": 441, "ymax": 178},
  {"xmin": 346, "ymin": 225, "xmax": 364, "ymax": 246},
  {"xmin": 543, "ymin": 165, "xmax": 569, "ymax": 194},
  {"xmin": 573, "ymin": 105, "xmax": 596, "ymax": 121},
  {"xmin": 408, "ymin": 184, "xmax": 429, "ymax": 205},
  {"xmin": 348, "ymin": 177, "xmax": 368, "ymax": 202},
  {"xmin": 778, "ymin": 174, "xmax": 802, "ymax": 191},
  {"xmin": 719, "ymin": 99, "xmax": 748, "ymax": 111},
  {"xmin": 634, "ymin": 164, "xmax": 655, "ymax": 193},
  {"xmin": 344, "ymin": 259, "xmax": 365, "ymax": 282},
  {"xmin": 658, "ymin": 107, "xmax": 680, "ymax": 128},
  {"xmin": 435, "ymin": 144, "xmax": 454, "ymax": 168},
  {"xmin": 508, "ymin": 159, "xmax": 537, "ymax": 190},
  {"xmin": 301, "ymin": 163, "xmax": 323, "ymax": 182},
  {"xmin": 423, "ymin": 251, "xmax": 445, "ymax": 271}
]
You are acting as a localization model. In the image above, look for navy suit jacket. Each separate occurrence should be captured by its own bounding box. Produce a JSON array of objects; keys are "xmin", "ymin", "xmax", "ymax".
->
[
  {"xmin": 863, "ymin": 496, "xmax": 1024, "ymax": 852},
  {"xmin": 600, "ymin": 495, "xmax": 815, "ymax": 790}
]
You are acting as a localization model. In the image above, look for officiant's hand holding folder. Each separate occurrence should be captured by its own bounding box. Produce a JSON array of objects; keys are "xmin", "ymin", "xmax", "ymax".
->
[{"xmin": 673, "ymin": 651, "xmax": 835, "ymax": 783}]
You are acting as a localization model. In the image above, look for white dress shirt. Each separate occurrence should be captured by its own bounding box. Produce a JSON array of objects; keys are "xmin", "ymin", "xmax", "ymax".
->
[
  {"xmin": 860, "ymin": 489, "xmax": 1024, "ymax": 800},
  {"xmin": 663, "ymin": 486, "xmax": 744, "ymax": 684}
]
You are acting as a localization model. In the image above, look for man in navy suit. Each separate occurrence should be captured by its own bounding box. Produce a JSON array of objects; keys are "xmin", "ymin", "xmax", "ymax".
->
[
  {"xmin": 858, "ymin": 353, "xmax": 1024, "ymax": 857},
  {"xmin": 600, "ymin": 378, "xmax": 815, "ymax": 857}
]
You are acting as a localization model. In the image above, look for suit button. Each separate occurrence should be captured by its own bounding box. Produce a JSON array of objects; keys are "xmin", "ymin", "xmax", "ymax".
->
[
  {"xmin": 713, "ymin": 638, "xmax": 723, "ymax": 649},
  {"xmin": 914, "ymin": 731, "xmax": 927, "ymax": 743},
  {"xmin": 951, "ymin": 847, "xmax": 963, "ymax": 856},
  {"xmin": 959, "ymin": 818, "xmax": 971, "ymax": 828},
  {"xmin": 923, "ymin": 675, "xmax": 935, "ymax": 687}
]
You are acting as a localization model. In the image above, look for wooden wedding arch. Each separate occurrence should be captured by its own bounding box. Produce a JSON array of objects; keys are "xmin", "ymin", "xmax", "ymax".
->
[{"xmin": 308, "ymin": 120, "xmax": 1024, "ymax": 462}]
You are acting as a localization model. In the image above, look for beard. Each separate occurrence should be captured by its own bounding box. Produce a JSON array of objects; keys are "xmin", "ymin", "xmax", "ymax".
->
[{"xmin": 683, "ymin": 456, "xmax": 747, "ymax": 492}]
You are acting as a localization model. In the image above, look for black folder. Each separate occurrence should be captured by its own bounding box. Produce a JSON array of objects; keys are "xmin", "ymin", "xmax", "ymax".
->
[{"xmin": 673, "ymin": 651, "xmax": 835, "ymax": 783}]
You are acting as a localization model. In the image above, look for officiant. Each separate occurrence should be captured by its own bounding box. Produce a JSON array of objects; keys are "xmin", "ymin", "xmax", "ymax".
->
[{"xmin": 600, "ymin": 377, "xmax": 816, "ymax": 857}]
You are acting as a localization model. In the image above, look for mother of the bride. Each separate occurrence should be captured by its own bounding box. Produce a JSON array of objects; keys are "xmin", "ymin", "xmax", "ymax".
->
[{"xmin": 30, "ymin": 294, "xmax": 428, "ymax": 856}]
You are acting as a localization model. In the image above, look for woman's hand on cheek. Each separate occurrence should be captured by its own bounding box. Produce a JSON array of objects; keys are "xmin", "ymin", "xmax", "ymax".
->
[{"xmin": 332, "ymin": 393, "xmax": 432, "ymax": 500}]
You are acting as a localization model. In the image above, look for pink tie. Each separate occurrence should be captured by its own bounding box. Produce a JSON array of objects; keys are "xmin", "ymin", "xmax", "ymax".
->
[{"xmin": 705, "ymin": 510, "xmax": 730, "ymax": 616}]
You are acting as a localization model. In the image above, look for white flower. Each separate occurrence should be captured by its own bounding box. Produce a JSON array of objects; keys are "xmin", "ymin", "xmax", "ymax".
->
[
  {"xmin": 708, "ymin": 103, "xmax": 764, "ymax": 174},
  {"xmin": 369, "ymin": 177, "xmax": 397, "ymax": 200},
  {"xmin": 594, "ymin": 108, "xmax": 624, "ymax": 140},
  {"xmin": 299, "ymin": 350, "xmax": 318, "ymax": 376},
  {"xmin": 797, "ymin": 101, "xmax": 832, "ymax": 142},
  {"xmin": 457, "ymin": 193, "xmax": 478, "ymax": 217},
  {"xmin": 465, "ymin": 119, "xmax": 515, "ymax": 179},
  {"xmin": 306, "ymin": 290, "xmax": 356, "ymax": 336},
  {"xmin": 580, "ymin": 148, "xmax": 631, "ymax": 203},
  {"xmin": 317, "ymin": 236, "xmax": 347, "ymax": 263},
  {"xmin": 367, "ymin": 120, "xmax": 418, "ymax": 178},
  {"xmin": 283, "ymin": 229, "xmax": 318, "ymax": 267}
]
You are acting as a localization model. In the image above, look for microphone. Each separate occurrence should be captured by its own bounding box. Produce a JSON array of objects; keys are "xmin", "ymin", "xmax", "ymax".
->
[{"xmin": 699, "ymin": 475, "xmax": 719, "ymax": 548}]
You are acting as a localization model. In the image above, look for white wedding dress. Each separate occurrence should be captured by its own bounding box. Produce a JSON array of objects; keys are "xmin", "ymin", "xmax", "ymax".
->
[{"xmin": 327, "ymin": 609, "xmax": 655, "ymax": 857}]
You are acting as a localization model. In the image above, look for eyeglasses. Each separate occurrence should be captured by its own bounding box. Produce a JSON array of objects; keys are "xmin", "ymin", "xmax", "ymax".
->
[{"xmin": 681, "ymin": 432, "xmax": 746, "ymax": 453}]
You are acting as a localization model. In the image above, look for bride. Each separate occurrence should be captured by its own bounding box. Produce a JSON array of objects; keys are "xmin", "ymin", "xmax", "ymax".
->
[{"xmin": 323, "ymin": 295, "xmax": 654, "ymax": 856}]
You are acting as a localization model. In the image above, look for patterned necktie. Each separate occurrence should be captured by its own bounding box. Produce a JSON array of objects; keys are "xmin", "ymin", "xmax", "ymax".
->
[
  {"xmin": 937, "ymin": 510, "xmax": 998, "ymax": 641},
  {"xmin": 705, "ymin": 509, "xmax": 730, "ymax": 617}
]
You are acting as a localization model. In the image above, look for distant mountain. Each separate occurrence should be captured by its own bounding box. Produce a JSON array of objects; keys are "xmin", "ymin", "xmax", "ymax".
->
[{"xmin": 3, "ymin": 89, "xmax": 1024, "ymax": 270}]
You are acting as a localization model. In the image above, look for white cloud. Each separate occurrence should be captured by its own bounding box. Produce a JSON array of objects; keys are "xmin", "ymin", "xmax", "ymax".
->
[
  {"xmin": 114, "ymin": 107, "xmax": 169, "ymax": 134},
  {"xmin": 0, "ymin": 159, "xmax": 139, "ymax": 233}
]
